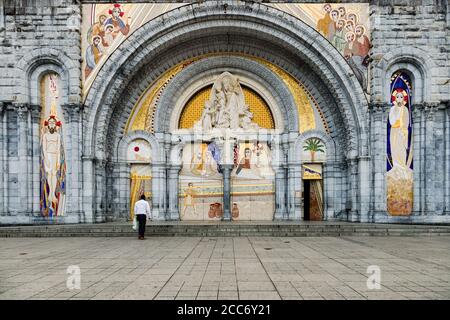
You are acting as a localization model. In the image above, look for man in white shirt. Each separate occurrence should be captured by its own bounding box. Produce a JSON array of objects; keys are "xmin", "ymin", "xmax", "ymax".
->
[{"xmin": 134, "ymin": 194, "xmax": 151, "ymax": 240}]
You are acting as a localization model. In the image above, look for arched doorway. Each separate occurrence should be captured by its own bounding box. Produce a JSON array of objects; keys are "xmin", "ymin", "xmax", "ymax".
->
[{"xmin": 82, "ymin": 1, "xmax": 369, "ymax": 223}]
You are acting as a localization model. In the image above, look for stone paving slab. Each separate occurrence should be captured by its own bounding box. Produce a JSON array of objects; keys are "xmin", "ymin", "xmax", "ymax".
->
[{"xmin": 0, "ymin": 236, "xmax": 449, "ymax": 300}]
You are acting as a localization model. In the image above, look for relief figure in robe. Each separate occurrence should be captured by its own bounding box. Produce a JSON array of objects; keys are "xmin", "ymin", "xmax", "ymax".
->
[{"xmin": 194, "ymin": 72, "xmax": 259, "ymax": 131}]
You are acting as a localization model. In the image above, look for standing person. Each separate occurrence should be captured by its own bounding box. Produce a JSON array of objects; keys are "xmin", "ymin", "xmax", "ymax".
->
[{"xmin": 134, "ymin": 194, "xmax": 151, "ymax": 240}]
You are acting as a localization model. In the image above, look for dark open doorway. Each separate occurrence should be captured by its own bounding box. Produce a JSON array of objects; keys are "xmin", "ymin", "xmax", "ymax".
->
[
  {"xmin": 303, "ymin": 179, "xmax": 323, "ymax": 221},
  {"xmin": 303, "ymin": 180, "xmax": 311, "ymax": 221}
]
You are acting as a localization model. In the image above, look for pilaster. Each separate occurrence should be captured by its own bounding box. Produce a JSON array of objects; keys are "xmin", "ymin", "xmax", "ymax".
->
[
  {"xmin": 445, "ymin": 104, "xmax": 450, "ymax": 215},
  {"xmin": 29, "ymin": 104, "xmax": 41, "ymax": 216},
  {"xmin": 61, "ymin": 104, "xmax": 83, "ymax": 215},
  {"xmin": 0, "ymin": 103, "xmax": 5, "ymax": 215},
  {"xmin": 16, "ymin": 103, "xmax": 29, "ymax": 215},
  {"xmin": 369, "ymin": 103, "xmax": 389, "ymax": 220},
  {"xmin": 322, "ymin": 161, "xmax": 338, "ymax": 221},
  {"xmin": 167, "ymin": 165, "xmax": 182, "ymax": 220},
  {"xmin": 412, "ymin": 103, "xmax": 424, "ymax": 214},
  {"xmin": 221, "ymin": 164, "xmax": 233, "ymax": 221},
  {"xmin": 273, "ymin": 139, "xmax": 288, "ymax": 220},
  {"xmin": 82, "ymin": 155, "xmax": 96, "ymax": 223},
  {"xmin": 424, "ymin": 103, "xmax": 437, "ymax": 215},
  {"xmin": 347, "ymin": 157, "xmax": 359, "ymax": 222},
  {"xmin": 151, "ymin": 162, "xmax": 167, "ymax": 220},
  {"xmin": 94, "ymin": 158, "xmax": 107, "ymax": 222}
]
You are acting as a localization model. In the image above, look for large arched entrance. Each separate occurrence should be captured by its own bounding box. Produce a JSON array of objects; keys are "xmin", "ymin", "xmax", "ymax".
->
[{"xmin": 82, "ymin": 1, "xmax": 369, "ymax": 223}]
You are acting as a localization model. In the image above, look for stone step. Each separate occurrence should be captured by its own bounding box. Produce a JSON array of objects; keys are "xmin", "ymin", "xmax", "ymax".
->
[{"xmin": 1, "ymin": 222, "xmax": 450, "ymax": 237}]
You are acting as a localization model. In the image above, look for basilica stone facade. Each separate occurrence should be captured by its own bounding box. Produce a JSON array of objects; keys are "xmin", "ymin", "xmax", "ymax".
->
[{"xmin": 0, "ymin": 0, "xmax": 449, "ymax": 225}]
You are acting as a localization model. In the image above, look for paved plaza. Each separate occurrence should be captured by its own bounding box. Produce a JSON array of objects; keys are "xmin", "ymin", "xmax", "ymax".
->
[{"xmin": 0, "ymin": 236, "xmax": 449, "ymax": 300}]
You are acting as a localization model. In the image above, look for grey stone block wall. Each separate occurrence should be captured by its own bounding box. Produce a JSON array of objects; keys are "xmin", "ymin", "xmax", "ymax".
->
[
  {"xmin": 0, "ymin": 0, "xmax": 81, "ymax": 224},
  {"xmin": 371, "ymin": 0, "xmax": 449, "ymax": 103},
  {"xmin": 0, "ymin": 0, "xmax": 449, "ymax": 224},
  {"xmin": 1, "ymin": 0, "xmax": 81, "ymax": 103},
  {"xmin": 369, "ymin": 0, "xmax": 450, "ymax": 222}
]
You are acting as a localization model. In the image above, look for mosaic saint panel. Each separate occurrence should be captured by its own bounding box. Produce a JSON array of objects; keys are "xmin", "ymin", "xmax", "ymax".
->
[
  {"xmin": 40, "ymin": 74, "xmax": 66, "ymax": 218},
  {"xmin": 268, "ymin": 2, "xmax": 371, "ymax": 93},
  {"xmin": 387, "ymin": 72, "xmax": 413, "ymax": 215},
  {"xmin": 82, "ymin": 3, "xmax": 370, "ymax": 97},
  {"xmin": 81, "ymin": 3, "xmax": 183, "ymax": 96}
]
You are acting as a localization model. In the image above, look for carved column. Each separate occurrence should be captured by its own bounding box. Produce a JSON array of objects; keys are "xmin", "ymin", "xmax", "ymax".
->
[
  {"xmin": 94, "ymin": 159, "xmax": 107, "ymax": 222},
  {"xmin": 82, "ymin": 156, "xmax": 95, "ymax": 223},
  {"xmin": 347, "ymin": 158, "xmax": 359, "ymax": 221},
  {"xmin": 273, "ymin": 141, "xmax": 287, "ymax": 221},
  {"xmin": 29, "ymin": 104, "xmax": 41, "ymax": 216},
  {"xmin": 2, "ymin": 104, "xmax": 9, "ymax": 215},
  {"xmin": 286, "ymin": 163, "xmax": 301, "ymax": 220},
  {"xmin": 322, "ymin": 161, "xmax": 337, "ymax": 220},
  {"xmin": 151, "ymin": 163, "xmax": 166, "ymax": 220},
  {"xmin": 62, "ymin": 104, "xmax": 83, "ymax": 216},
  {"xmin": 17, "ymin": 104, "xmax": 29, "ymax": 215},
  {"xmin": 61, "ymin": 105, "xmax": 73, "ymax": 215},
  {"xmin": 337, "ymin": 161, "xmax": 348, "ymax": 218},
  {"xmin": 273, "ymin": 165, "xmax": 286, "ymax": 220},
  {"xmin": 270, "ymin": 134, "xmax": 285, "ymax": 220},
  {"xmin": 221, "ymin": 164, "xmax": 233, "ymax": 221},
  {"xmin": 412, "ymin": 104, "xmax": 423, "ymax": 214},
  {"xmin": 358, "ymin": 156, "xmax": 371, "ymax": 223},
  {"xmin": 424, "ymin": 104, "xmax": 436, "ymax": 215},
  {"xmin": 284, "ymin": 134, "xmax": 299, "ymax": 220},
  {"xmin": 117, "ymin": 162, "xmax": 130, "ymax": 220},
  {"xmin": 167, "ymin": 165, "xmax": 181, "ymax": 220},
  {"xmin": 445, "ymin": 105, "xmax": 450, "ymax": 215},
  {"xmin": 164, "ymin": 142, "xmax": 172, "ymax": 217},
  {"xmin": 105, "ymin": 161, "xmax": 115, "ymax": 220},
  {"xmin": 370, "ymin": 103, "xmax": 388, "ymax": 218},
  {"xmin": 0, "ymin": 103, "xmax": 4, "ymax": 215}
]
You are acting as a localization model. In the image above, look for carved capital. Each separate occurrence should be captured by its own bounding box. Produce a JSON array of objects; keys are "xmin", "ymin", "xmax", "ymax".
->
[
  {"xmin": 219, "ymin": 164, "xmax": 234, "ymax": 173},
  {"xmin": 61, "ymin": 103, "xmax": 83, "ymax": 122},
  {"xmin": 368, "ymin": 102, "xmax": 388, "ymax": 112},
  {"xmin": 94, "ymin": 158, "xmax": 107, "ymax": 170},
  {"xmin": 15, "ymin": 103, "xmax": 29, "ymax": 122},
  {"xmin": 412, "ymin": 103, "xmax": 424, "ymax": 117},
  {"xmin": 339, "ymin": 161, "xmax": 348, "ymax": 171},
  {"xmin": 29, "ymin": 104, "xmax": 42, "ymax": 121},
  {"xmin": 423, "ymin": 103, "xmax": 437, "ymax": 121},
  {"xmin": 369, "ymin": 102, "xmax": 389, "ymax": 121},
  {"xmin": 105, "ymin": 161, "xmax": 115, "ymax": 172},
  {"xmin": 345, "ymin": 158, "xmax": 358, "ymax": 174},
  {"xmin": 168, "ymin": 165, "xmax": 182, "ymax": 175},
  {"xmin": 444, "ymin": 100, "xmax": 450, "ymax": 109}
]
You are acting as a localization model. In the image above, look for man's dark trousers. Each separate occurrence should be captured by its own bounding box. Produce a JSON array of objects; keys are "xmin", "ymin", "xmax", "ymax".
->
[{"xmin": 137, "ymin": 214, "xmax": 146, "ymax": 237}]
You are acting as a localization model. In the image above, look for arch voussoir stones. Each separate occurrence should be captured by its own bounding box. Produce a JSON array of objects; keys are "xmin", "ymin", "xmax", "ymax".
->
[{"xmin": 84, "ymin": 1, "xmax": 368, "ymax": 162}]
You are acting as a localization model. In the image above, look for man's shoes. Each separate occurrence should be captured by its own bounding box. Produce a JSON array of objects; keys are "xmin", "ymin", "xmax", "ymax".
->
[{"xmin": 138, "ymin": 236, "xmax": 143, "ymax": 240}]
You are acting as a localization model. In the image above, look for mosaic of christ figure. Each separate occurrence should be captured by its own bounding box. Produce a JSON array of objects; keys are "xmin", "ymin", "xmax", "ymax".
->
[
  {"xmin": 386, "ymin": 74, "xmax": 413, "ymax": 216},
  {"xmin": 389, "ymin": 90, "xmax": 410, "ymax": 171}
]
